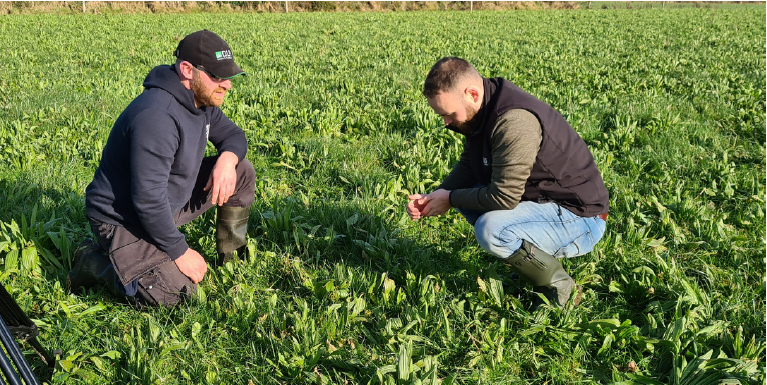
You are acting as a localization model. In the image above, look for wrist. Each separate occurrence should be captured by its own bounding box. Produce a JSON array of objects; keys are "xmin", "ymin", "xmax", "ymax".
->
[
  {"xmin": 218, "ymin": 151, "xmax": 239, "ymax": 166},
  {"xmin": 168, "ymin": 242, "xmax": 189, "ymax": 261}
]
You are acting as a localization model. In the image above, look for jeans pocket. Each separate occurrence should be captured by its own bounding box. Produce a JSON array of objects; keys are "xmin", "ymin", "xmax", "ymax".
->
[{"xmin": 553, "ymin": 230, "xmax": 594, "ymax": 258}]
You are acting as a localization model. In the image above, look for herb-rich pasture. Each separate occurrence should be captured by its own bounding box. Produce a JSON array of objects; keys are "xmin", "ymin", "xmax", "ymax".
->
[{"xmin": 0, "ymin": 8, "xmax": 764, "ymax": 385}]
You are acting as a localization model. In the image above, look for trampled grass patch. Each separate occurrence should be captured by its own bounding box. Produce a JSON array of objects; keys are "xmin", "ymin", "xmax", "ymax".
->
[{"xmin": 0, "ymin": 8, "xmax": 764, "ymax": 384}]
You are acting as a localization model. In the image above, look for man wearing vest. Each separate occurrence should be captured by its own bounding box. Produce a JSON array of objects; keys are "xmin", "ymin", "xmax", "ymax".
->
[
  {"xmin": 407, "ymin": 57, "xmax": 609, "ymax": 309},
  {"xmin": 67, "ymin": 30, "xmax": 256, "ymax": 307}
]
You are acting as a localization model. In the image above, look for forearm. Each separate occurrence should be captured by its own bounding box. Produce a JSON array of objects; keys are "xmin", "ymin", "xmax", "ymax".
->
[
  {"xmin": 449, "ymin": 179, "xmax": 526, "ymax": 211},
  {"xmin": 133, "ymin": 201, "xmax": 189, "ymax": 260},
  {"xmin": 209, "ymin": 109, "xmax": 247, "ymax": 161},
  {"xmin": 215, "ymin": 132, "xmax": 247, "ymax": 161}
]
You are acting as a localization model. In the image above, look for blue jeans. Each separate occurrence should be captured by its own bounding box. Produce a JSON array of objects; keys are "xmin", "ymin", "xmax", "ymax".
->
[{"xmin": 457, "ymin": 201, "xmax": 606, "ymax": 260}]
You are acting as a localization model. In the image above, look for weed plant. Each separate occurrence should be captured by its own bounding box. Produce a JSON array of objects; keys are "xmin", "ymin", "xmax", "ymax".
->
[{"xmin": 0, "ymin": 8, "xmax": 764, "ymax": 385}]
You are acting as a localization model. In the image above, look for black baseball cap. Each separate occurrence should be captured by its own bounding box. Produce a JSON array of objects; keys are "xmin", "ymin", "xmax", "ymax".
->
[{"xmin": 173, "ymin": 29, "xmax": 246, "ymax": 79}]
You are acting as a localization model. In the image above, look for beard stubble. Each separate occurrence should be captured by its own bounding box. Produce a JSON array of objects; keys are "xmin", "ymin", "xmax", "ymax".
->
[
  {"xmin": 191, "ymin": 71, "xmax": 227, "ymax": 108},
  {"xmin": 452, "ymin": 103, "xmax": 479, "ymax": 135}
]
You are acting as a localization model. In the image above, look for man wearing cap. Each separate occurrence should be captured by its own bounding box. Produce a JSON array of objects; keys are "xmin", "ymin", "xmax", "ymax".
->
[
  {"xmin": 67, "ymin": 30, "xmax": 255, "ymax": 307},
  {"xmin": 407, "ymin": 57, "xmax": 609, "ymax": 309}
]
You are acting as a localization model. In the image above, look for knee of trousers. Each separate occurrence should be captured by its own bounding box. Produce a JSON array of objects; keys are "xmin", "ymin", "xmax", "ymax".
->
[
  {"xmin": 474, "ymin": 211, "xmax": 523, "ymax": 259},
  {"xmin": 236, "ymin": 159, "xmax": 256, "ymax": 185},
  {"xmin": 232, "ymin": 159, "xmax": 256, "ymax": 207}
]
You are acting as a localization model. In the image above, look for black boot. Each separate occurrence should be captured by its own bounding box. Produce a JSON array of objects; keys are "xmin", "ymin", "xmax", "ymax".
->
[
  {"xmin": 66, "ymin": 239, "xmax": 122, "ymax": 297},
  {"xmin": 501, "ymin": 240, "xmax": 581, "ymax": 309},
  {"xmin": 216, "ymin": 206, "xmax": 249, "ymax": 265}
]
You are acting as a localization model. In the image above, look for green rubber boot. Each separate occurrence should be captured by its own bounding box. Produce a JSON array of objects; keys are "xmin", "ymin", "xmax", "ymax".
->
[
  {"xmin": 216, "ymin": 206, "xmax": 250, "ymax": 265},
  {"xmin": 501, "ymin": 240, "xmax": 581, "ymax": 309},
  {"xmin": 66, "ymin": 239, "xmax": 122, "ymax": 297}
]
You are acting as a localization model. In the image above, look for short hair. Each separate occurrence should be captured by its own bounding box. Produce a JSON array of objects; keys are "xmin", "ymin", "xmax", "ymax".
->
[
  {"xmin": 175, "ymin": 58, "xmax": 198, "ymax": 73},
  {"xmin": 422, "ymin": 57, "xmax": 482, "ymax": 98}
]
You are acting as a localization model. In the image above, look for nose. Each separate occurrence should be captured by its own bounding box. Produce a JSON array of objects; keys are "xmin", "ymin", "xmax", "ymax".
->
[{"xmin": 443, "ymin": 117, "xmax": 452, "ymax": 126}]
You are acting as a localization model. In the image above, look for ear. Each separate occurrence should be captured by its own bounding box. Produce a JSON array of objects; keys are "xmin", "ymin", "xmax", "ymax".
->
[
  {"xmin": 177, "ymin": 61, "xmax": 195, "ymax": 81},
  {"xmin": 463, "ymin": 86, "xmax": 481, "ymax": 104}
]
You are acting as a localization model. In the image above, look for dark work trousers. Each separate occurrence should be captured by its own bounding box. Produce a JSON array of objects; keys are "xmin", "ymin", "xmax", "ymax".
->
[{"xmin": 88, "ymin": 156, "xmax": 256, "ymax": 307}]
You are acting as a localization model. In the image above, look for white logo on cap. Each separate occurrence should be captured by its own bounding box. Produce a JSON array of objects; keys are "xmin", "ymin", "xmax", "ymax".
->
[{"xmin": 215, "ymin": 50, "xmax": 233, "ymax": 61}]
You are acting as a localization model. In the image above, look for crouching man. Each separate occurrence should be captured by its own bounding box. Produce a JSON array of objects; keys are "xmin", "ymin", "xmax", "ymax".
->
[
  {"xmin": 407, "ymin": 57, "xmax": 609, "ymax": 309},
  {"xmin": 68, "ymin": 30, "xmax": 255, "ymax": 307}
]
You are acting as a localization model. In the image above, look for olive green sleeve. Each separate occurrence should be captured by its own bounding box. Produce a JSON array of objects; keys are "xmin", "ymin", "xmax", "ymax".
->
[
  {"xmin": 437, "ymin": 141, "xmax": 476, "ymax": 191},
  {"xmin": 448, "ymin": 109, "xmax": 542, "ymax": 211}
]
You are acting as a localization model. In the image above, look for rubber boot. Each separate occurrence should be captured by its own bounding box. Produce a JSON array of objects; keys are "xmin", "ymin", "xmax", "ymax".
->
[
  {"xmin": 216, "ymin": 206, "xmax": 249, "ymax": 265},
  {"xmin": 501, "ymin": 240, "xmax": 581, "ymax": 309},
  {"xmin": 66, "ymin": 239, "xmax": 122, "ymax": 297}
]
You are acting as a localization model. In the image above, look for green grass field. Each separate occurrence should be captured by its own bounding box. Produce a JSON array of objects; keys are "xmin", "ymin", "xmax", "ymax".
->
[
  {"xmin": 0, "ymin": 8, "xmax": 764, "ymax": 385},
  {"xmin": 588, "ymin": 2, "xmax": 766, "ymax": 10}
]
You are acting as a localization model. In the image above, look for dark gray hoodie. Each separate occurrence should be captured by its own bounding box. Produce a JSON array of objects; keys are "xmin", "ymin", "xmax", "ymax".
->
[{"xmin": 85, "ymin": 65, "xmax": 247, "ymax": 260}]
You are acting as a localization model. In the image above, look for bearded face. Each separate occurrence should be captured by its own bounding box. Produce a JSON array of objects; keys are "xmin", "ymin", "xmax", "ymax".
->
[
  {"xmin": 427, "ymin": 89, "xmax": 482, "ymax": 136},
  {"xmin": 191, "ymin": 69, "xmax": 228, "ymax": 108},
  {"xmin": 448, "ymin": 102, "xmax": 479, "ymax": 135}
]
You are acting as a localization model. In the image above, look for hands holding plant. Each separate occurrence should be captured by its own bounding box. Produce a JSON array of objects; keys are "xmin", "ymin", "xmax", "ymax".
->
[{"xmin": 407, "ymin": 189, "xmax": 451, "ymax": 220}]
